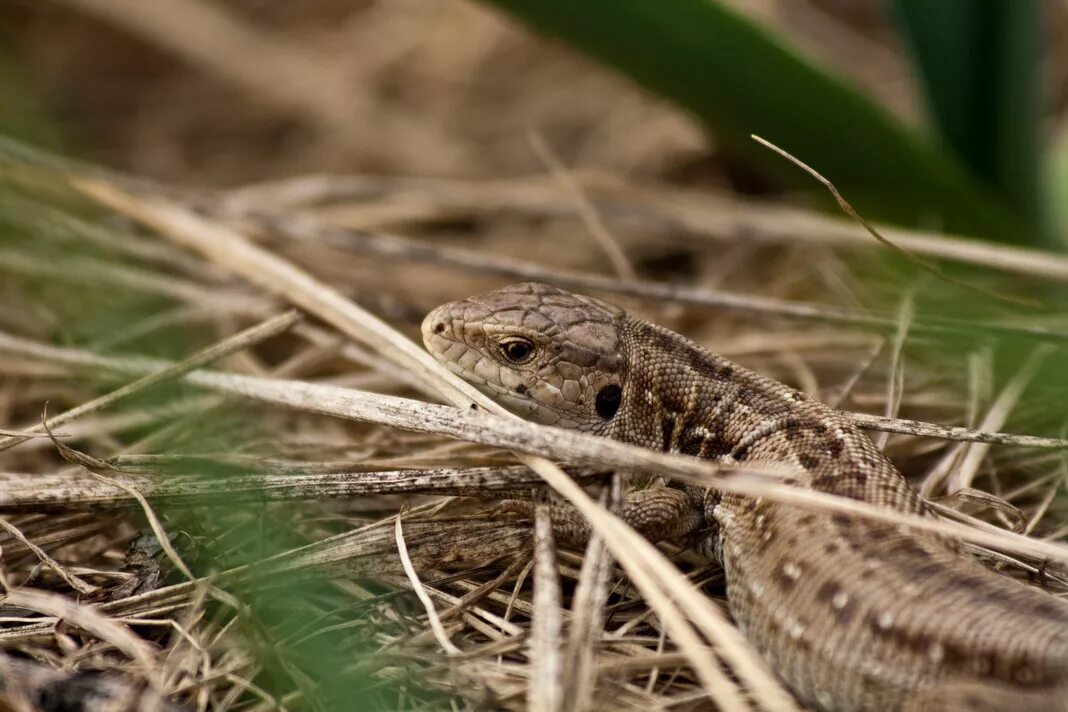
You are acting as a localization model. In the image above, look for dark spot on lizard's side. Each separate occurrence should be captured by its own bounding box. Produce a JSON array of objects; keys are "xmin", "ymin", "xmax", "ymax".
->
[
  {"xmin": 913, "ymin": 559, "xmax": 949, "ymax": 579},
  {"xmin": 660, "ymin": 417, "xmax": 676, "ymax": 452},
  {"xmin": 649, "ymin": 329, "xmax": 678, "ymax": 353},
  {"xmin": 890, "ymin": 538, "xmax": 930, "ymax": 560},
  {"xmin": 792, "ymin": 631, "xmax": 813, "ymax": 653},
  {"xmin": 825, "ymin": 437, "xmax": 844, "ymax": 458},
  {"xmin": 1032, "ymin": 600, "xmax": 1068, "ymax": 622},
  {"xmin": 659, "ymin": 388, "xmax": 690, "ymax": 415},
  {"xmin": 680, "ymin": 433, "xmax": 705, "ymax": 456},
  {"xmin": 798, "ymin": 453, "xmax": 821, "ymax": 470},
  {"xmin": 811, "ymin": 474, "xmax": 836, "ymax": 489},
  {"xmin": 936, "ymin": 642, "xmax": 972, "ymax": 671},
  {"xmin": 811, "ymin": 472, "xmax": 871, "ymax": 497},
  {"xmin": 734, "ymin": 389, "xmax": 754, "ymax": 407},
  {"xmin": 595, "ymin": 384, "xmax": 622, "ymax": 419},
  {"xmin": 774, "ymin": 567, "xmax": 798, "ymax": 592},
  {"xmin": 835, "ymin": 596, "xmax": 857, "ymax": 624},
  {"xmin": 816, "ymin": 580, "xmax": 841, "ymax": 603},
  {"xmin": 867, "ymin": 621, "xmax": 975, "ymax": 674},
  {"xmin": 1012, "ymin": 662, "xmax": 1038, "ymax": 683},
  {"xmin": 699, "ymin": 435, "xmax": 732, "ymax": 459}
]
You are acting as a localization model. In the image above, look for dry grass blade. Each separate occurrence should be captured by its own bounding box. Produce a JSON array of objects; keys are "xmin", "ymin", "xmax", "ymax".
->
[
  {"xmin": 395, "ymin": 516, "xmax": 461, "ymax": 656},
  {"xmin": 946, "ymin": 345, "xmax": 1053, "ymax": 491},
  {"xmin": 0, "ymin": 429, "xmax": 65, "ymax": 438},
  {"xmin": 843, "ymin": 414, "xmax": 1068, "ymax": 450},
  {"xmin": 875, "ymin": 289, "xmax": 913, "ymax": 450},
  {"xmin": 562, "ymin": 491, "xmax": 614, "ymax": 712},
  {"xmin": 529, "ymin": 503, "xmax": 564, "ymax": 712},
  {"xmin": 0, "ymin": 465, "xmax": 591, "ymax": 511},
  {"xmin": 0, "ymin": 518, "xmax": 97, "ymax": 595},
  {"xmin": 70, "ymin": 178, "xmax": 476, "ymax": 408}
]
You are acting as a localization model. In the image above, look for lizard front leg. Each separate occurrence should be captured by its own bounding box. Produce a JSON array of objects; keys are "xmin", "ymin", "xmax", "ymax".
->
[{"xmin": 499, "ymin": 486, "xmax": 709, "ymax": 550}]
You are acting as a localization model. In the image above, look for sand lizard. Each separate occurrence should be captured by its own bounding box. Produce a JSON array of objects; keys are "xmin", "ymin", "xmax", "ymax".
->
[{"xmin": 422, "ymin": 282, "xmax": 1068, "ymax": 712}]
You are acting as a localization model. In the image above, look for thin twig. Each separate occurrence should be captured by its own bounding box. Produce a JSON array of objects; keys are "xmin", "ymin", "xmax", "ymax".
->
[
  {"xmin": 395, "ymin": 516, "xmax": 461, "ymax": 655},
  {"xmin": 752, "ymin": 135, "xmax": 1044, "ymax": 308},
  {"xmin": 0, "ymin": 518, "xmax": 97, "ymax": 595},
  {"xmin": 527, "ymin": 130, "xmax": 637, "ymax": 280}
]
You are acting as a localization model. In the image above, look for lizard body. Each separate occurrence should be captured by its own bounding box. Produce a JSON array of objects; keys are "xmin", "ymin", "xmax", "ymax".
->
[{"xmin": 422, "ymin": 282, "xmax": 1068, "ymax": 712}]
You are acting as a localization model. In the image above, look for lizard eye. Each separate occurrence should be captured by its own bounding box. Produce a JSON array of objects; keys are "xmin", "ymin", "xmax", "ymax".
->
[
  {"xmin": 497, "ymin": 337, "xmax": 535, "ymax": 364},
  {"xmin": 595, "ymin": 384, "xmax": 622, "ymax": 419}
]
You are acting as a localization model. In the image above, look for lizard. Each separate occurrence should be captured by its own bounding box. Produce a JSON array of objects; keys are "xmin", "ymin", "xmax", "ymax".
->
[{"xmin": 421, "ymin": 282, "xmax": 1068, "ymax": 712}]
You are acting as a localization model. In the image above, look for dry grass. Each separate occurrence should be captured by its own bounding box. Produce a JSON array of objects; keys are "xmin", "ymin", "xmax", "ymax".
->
[
  {"xmin": 0, "ymin": 140, "xmax": 1065, "ymax": 711},
  {"xmin": 0, "ymin": 2, "xmax": 1067, "ymax": 710}
]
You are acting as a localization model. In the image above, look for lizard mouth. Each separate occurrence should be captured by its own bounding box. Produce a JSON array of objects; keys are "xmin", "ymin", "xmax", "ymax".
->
[
  {"xmin": 430, "ymin": 351, "xmax": 551, "ymax": 422},
  {"xmin": 421, "ymin": 306, "xmax": 547, "ymax": 421}
]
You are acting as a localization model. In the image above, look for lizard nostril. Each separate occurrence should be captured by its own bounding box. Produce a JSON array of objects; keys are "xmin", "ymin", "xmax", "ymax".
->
[{"xmin": 433, "ymin": 322, "xmax": 446, "ymax": 334}]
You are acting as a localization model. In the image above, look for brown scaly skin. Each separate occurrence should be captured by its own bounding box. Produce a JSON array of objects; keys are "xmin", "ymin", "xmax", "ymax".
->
[{"xmin": 423, "ymin": 283, "xmax": 1068, "ymax": 712}]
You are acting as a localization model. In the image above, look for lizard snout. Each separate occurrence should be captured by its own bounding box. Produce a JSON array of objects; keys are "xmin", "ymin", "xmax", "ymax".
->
[{"xmin": 421, "ymin": 305, "xmax": 456, "ymax": 349}]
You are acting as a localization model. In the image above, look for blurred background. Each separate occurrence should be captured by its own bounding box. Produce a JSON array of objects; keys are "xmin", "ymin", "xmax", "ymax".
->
[{"xmin": 2, "ymin": 0, "xmax": 1067, "ymax": 246}]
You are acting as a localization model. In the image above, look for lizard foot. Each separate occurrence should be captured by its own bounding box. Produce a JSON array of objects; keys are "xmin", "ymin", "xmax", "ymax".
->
[{"xmin": 495, "ymin": 487, "xmax": 705, "ymax": 549}]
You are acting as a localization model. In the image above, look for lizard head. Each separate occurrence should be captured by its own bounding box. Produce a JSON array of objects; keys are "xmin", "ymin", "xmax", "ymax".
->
[{"xmin": 422, "ymin": 282, "xmax": 628, "ymax": 431}]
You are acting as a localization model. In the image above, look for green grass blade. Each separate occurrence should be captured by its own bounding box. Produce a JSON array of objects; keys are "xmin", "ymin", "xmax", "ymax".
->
[
  {"xmin": 894, "ymin": 0, "xmax": 1048, "ymax": 246},
  {"xmin": 483, "ymin": 0, "xmax": 1027, "ymax": 242}
]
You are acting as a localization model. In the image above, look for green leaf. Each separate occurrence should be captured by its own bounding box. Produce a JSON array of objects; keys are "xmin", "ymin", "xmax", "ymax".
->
[
  {"xmin": 482, "ymin": 0, "xmax": 1028, "ymax": 242},
  {"xmin": 894, "ymin": 0, "xmax": 1048, "ymax": 246}
]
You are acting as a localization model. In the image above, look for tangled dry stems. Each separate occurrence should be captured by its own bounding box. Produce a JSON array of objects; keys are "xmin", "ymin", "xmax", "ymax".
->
[{"xmin": 0, "ymin": 147, "xmax": 1065, "ymax": 711}]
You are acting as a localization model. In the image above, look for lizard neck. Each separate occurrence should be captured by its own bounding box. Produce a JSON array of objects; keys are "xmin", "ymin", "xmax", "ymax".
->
[{"xmin": 612, "ymin": 318, "xmax": 925, "ymax": 513}]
